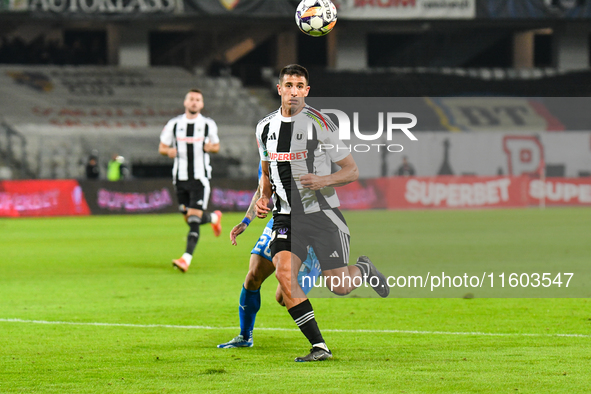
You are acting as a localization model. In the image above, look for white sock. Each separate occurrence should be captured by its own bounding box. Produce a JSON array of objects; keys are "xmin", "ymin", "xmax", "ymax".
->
[
  {"xmin": 211, "ymin": 212, "xmax": 219, "ymax": 224},
  {"xmin": 182, "ymin": 253, "xmax": 192, "ymax": 265},
  {"xmin": 313, "ymin": 342, "xmax": 329, "ymax": 352}
]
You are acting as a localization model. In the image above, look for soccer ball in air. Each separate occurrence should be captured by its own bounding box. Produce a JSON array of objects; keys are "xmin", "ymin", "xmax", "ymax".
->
[{"xmin": 295, "ymin": 0, "xmax": 337, "ymax": 37}]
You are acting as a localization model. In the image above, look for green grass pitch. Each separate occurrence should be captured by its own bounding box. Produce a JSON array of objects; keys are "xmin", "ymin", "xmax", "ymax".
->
[{"xmin": 1, "ymin": 209, "xmax": 590, "ymax": 393}]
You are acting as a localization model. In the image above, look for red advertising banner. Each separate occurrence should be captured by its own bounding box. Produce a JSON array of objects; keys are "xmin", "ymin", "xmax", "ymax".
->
[
  {"xmin": 528, "ymin": 178, "xmax": 591, "ymax": 206},
  {"xmin": 79, "ymin": 180, "xmax": 177, "ymax": 215},
  {"xmin": 389, "ymin": 176, "xmax": 528, "ymax": 209},
  {"xmin": 339, "ymin": 176, "xmax": 531, "ymax": 210},
  {"xmin": 2, "ymin": 177, "xmax": 589, "ymax": 217},
  {"xmin": 0, "ymin": 180, "xmax": 90, "ymax": 217},
  {"xmin": 338, "ymin": 179, "xmax": 389, "ymax": 210}
]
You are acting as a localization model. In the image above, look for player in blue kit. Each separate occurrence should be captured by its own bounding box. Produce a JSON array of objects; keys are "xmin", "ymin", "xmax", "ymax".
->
[
  {"xmin": 218, "ymin": 167, "xmax": 321, "ymax": 349},
  {"xmin": 251, "ymin": 218, "xmax": 321, "ymax": 295}
]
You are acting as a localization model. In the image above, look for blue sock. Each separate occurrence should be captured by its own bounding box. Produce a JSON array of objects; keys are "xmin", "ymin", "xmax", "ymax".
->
[{"xmin": 239, "ymin": 286, "xmax": 260, "ymax": 340}]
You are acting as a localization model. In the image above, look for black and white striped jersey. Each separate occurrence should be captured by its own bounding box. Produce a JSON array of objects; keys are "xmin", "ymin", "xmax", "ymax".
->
[
  {"xmin": 160, "ymin": 113, "xmax": 219, "ymax": 184},
  {"xmin": 255, "ymin": 106, "xmax": 350, "ymax": 215}
]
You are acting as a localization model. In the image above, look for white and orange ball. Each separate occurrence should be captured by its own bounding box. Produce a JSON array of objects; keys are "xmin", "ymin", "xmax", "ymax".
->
[{"xmin": 295, "ymin": 0, "xmax": 337, "ymax": 37}]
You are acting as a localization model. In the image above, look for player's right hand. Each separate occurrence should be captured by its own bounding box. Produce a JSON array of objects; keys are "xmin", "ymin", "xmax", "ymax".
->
[
  {"xmin": 167, "ymin": 147, "xmax": 177, "ymax": 158},
  {"xmin": 255, "ymin": 196, "xmax": 270, "ymax": 218},
  {"xmin": 230, "ymin": 223, "xmax": 247, "ymax": 246}
]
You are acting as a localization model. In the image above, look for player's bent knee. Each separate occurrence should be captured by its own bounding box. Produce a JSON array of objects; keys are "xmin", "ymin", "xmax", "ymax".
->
[
  {"xmin": 187, "ymin": 208, "xmax": 203, "ymax": 217},
  {"xmin": 246, "ymin": 256, "xmax": 274, "ymax": 289}
]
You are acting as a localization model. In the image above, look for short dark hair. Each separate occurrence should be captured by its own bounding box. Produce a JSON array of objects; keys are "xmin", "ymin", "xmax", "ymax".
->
[
  {"xmin": 278, "ymin": 64, "xmax": 309, "ymax": 85},
  {"xmin": 187, "ymin": 88, "xmax": 202, "ymax": 95}
]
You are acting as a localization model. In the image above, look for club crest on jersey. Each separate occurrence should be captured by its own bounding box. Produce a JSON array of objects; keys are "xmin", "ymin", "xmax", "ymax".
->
[
  {"xmin": 296, "ymin": 133, "xmax": 303, "ymax": 140},
  {"xmin": 269, "ymin": 151, "xmax": 308, "ymax": 162}
]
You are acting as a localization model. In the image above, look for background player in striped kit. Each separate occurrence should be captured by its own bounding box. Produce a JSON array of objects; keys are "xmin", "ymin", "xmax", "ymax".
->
[
  {"xmin": 159, "ymin": 89, "xmax": 223, "ymax": 273},
  {"xmin": 255, "ymin": 65, "xmax": 389, "ymax": 362}
]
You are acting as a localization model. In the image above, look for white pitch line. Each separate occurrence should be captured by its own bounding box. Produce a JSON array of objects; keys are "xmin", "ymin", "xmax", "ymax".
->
[{"xmin": 0, "ymin": 318, "xmax": 589, "ymax": 338}]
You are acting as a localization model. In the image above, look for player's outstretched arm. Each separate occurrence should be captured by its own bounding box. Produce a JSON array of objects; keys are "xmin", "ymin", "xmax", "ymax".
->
[
  {"xmin": 300, "ymin": 154, "xmax": 358, "ymax": 190},
  {"xmin": 256, "ymin": 161, "xmax": 272, "ymax": 218},
  {"xmin": 230, "ymin": 185, "xmax": 261, "ymax": 246}
]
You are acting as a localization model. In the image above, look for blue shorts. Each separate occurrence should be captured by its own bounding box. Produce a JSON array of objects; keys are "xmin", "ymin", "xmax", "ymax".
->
[
  {"xmin": 251, "ymin": 218, "xmax": 321, "ymax": 294},
  {"xmin": 251, "ymin": 219, "xmax": 274, "ymax": 262}
]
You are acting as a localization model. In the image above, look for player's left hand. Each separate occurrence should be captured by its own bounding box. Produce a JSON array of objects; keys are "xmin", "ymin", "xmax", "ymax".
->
[
  {"xmin": 255, "ymin": 196, "xmax": 270, "ymax": 218},
  {"xmin": 230, "ymin": 222, "xmax": 247, "ymax": 246},
  {"xmin": 204, "ymin": 142, "xmax": 218, "ymax": 153},
  {"xmin": 300, "ymin": 173, "xmax": 326, "ymax": 190}
]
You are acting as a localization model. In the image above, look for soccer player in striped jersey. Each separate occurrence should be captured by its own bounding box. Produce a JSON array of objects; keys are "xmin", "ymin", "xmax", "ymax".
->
[
  {"xmin": 159, "ymin": 89, "xmax": 223, "ymax": 273},
  {"xmin": 217, "ymin": 164, "xmax": 321, "ymax": 349},
  {"xmin": 255, "ymin": 65, "xmax": 389, "ymax": 362}
]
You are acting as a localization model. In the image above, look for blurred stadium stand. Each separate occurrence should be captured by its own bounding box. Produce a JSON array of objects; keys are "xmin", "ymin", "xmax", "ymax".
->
[
  {"xmin": 0, "ymin": 66, "xmax": 268, "ymax": 180},
  {"xmin": 0, "ymin": 0, "xmax": 590, "ymax": 180},
  {"xmin": 305, "ymin": 67, "xmax": 591, "ymax": 97}
]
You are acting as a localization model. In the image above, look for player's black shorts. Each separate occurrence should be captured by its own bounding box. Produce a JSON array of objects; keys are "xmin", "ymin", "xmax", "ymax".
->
[
  {"xmin": 175, "ymin": 179, "xmax": 210, "ymax": 212},
  {"xmin": 270, "ymin": 209, "xmax": 350, "ymax": 271}
]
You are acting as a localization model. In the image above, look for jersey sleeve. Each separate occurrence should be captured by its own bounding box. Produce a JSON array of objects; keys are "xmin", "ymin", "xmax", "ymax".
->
[
  {"xmin": 160, "ymin": 119, "xmax": 175, "ymax": 146},
  {"xmin": 255, "ymin": 122, "xmax": 270, "ymax": 162},
  {"xmin": 318, "ymin": 114, "xmax": 350, "ymax": 163},
  {"xmin": 206, "ymin": 119, "xmax": 220, "ymax": 144}
]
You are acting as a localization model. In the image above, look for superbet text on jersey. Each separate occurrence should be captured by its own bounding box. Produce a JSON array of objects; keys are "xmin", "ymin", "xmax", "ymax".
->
[{"xmin": 255, "ymin": 105, "xmax": 349, "ymax": 215}]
